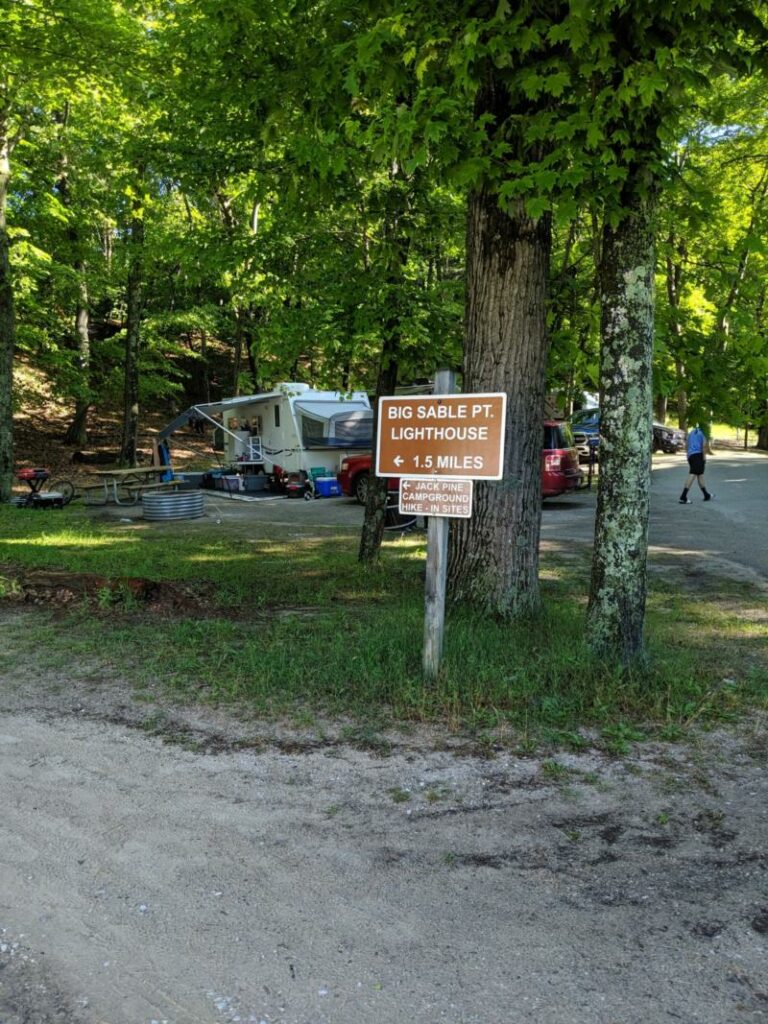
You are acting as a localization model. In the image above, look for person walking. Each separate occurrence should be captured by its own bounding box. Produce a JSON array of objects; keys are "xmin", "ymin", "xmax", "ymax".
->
[{"xmin": 679, "ymin": 424, "xmax": 714, "ymax": 504}]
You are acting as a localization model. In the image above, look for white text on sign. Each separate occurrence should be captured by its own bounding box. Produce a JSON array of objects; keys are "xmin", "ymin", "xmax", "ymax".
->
[
  {"xmin": 399, "ymin": 478, "xmax": 474, "ymax": 519},
  {"xmin": 376, "ymin": 393, "xmax": 507, "ymax": 480},
  {"xmin": 386, "ymin": 402, "xmax": 498, "ymax": 420}
]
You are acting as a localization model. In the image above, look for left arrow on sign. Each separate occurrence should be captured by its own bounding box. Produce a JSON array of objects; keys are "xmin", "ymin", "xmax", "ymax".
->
[{"xmin": 393, "ymin": 456, "xmax": 403, "ymax": 467}]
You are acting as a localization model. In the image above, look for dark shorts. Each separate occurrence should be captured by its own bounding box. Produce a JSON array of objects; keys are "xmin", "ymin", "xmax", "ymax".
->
[{"xmin": 688, "ymin": 453, "xmax": 705, "ymax": 475}]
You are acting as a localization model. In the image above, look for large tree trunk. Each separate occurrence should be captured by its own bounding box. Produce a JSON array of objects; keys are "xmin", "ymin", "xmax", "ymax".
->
[
  {"xmin": 119, "ymin": 196, "xmax": 144, "ymax": 467},
  {"xmin": 0, "ymin": 123, "xmax": 15, "ymax": 502},
  {"xmin": 587, "ymin": 181, "xmax": 656, "ymax": 663},
  {"xmin": 358, "ymin": 329, "xmax": 399, "ymax": 563},
  {"xmin": 232, "ymin": 308, "xmax": 245, "ymax": 394},
  {"xmin": 447, "ymin": 188, "xmax": 551, "ymax": 616},
  {"xmin": 358, "ymin": 165, "xmax": 412, "ymax": 564},
  {"xmin": 55, "ymin": 105, "xmax": 91, "ymax": 448},
  {"xmin": 245, "ymin": 311, "xmax": 261, "ymax": 393}
]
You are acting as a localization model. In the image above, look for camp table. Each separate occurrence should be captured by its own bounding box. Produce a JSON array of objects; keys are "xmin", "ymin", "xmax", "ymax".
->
[{"xmin": 87, "ymin": 467, "xmax": 176, "ymax": 505}]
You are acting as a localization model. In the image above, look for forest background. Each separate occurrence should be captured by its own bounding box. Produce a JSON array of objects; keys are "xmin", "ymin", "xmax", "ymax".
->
[
  {"xmin": 1, "ymin": 0, "xmax": 767, "ymax": 673},
  {"xmin": 2, "ymin": 3, "xmax": 766, "ymax": 448}
]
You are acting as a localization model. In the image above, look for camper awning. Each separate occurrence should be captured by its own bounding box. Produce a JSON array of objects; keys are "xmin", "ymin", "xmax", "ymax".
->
[{"xmin": 157, "ymin": 394, "xmax": 281, "ymax": 440}]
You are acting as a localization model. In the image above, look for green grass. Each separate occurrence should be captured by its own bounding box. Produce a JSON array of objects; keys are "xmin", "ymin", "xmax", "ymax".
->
[{"xmin": 0, "ymin": 505, "xmax": 766, "ymax": 743}]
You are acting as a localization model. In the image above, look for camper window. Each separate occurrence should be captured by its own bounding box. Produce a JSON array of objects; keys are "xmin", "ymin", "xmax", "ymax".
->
[
  {"xmin": 300, "ymin": 416, "xmax": 325, "ymax": 446},
  {"xmin": 329, "ymin": 410, "xmax": 372, "ymax": 446},
  {"xmin": 274, "ymin": 405, "xmax": 280, "ymax": 428},
  {"xmin": 297, "ymin": 407, "xmax": 373, "ymax": 448}
]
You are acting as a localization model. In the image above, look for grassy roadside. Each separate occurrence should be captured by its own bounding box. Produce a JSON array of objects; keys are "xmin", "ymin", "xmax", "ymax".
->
[{"xmin": 0, "ymin": 505, "xmax": 766, "ymax": 748}]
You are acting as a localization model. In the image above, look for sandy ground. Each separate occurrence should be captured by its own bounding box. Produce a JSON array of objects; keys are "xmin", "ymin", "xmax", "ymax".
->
[
  {"xmin": 1, "ymin": 449, "xmax": 767, "ymax": 1024},
  {"xmin": 1, "ymin": 658, "xmax": 768, "ymax": 1024}
]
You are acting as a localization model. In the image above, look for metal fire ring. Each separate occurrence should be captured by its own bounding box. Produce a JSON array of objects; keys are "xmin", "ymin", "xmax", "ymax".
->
[{"xmin": 141, "ymin": 491, "xmax": 205, "ymax": 521}]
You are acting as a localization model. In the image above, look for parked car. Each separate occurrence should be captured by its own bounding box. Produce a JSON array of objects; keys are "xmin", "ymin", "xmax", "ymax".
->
[
  {"xmin": 337, "ymin": 454, "xmax": 398, "ymax": 504},
  {"xmin": 541, "ymin": 421, "xmax": 582, "ymax": 498},
  {"xmin": 652, "ymin": 422, "xmax": 686, "ymax": 453},
  {"xmin": 337, "ymin": 422, "xmax": 582, "ymax": 503},
  {"xmin": 569, "ymin": 408, "xmax": 685, "ymax": 460},
  {"xmin": 569, "ymin": 407, "xmax": 601, "ymax": 461}
]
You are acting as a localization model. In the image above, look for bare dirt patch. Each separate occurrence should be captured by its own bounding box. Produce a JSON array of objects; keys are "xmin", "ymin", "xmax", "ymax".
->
[{"xmin": 0, "ymin": 565, "xmax": 341, "ymax": 624}]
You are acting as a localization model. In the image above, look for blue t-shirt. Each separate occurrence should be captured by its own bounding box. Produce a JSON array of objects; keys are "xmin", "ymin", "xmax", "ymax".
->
[{"xmin": 687, "ymin": 428, "xmax": 706, "ymax": 456}]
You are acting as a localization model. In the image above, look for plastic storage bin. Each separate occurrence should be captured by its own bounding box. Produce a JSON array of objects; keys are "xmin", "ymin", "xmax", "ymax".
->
[
  {"xmin": 177, "ymin": 472, "xmax": 205, "ymax": 488},
  {"xmin": 243, "ymin": 474, "xmax": 268, "ymax": 493}
]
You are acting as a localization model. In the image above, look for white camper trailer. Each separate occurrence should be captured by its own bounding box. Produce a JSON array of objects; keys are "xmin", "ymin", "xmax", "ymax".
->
[{"xmin": 158, "ymin": 383, "xmax": 373, "ymax": 489}]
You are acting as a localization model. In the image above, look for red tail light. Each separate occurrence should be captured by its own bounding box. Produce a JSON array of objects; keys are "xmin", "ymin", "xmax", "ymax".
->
[{"xmin": 544, "ymin": 453, "xmax": 562, "ymax": 472}]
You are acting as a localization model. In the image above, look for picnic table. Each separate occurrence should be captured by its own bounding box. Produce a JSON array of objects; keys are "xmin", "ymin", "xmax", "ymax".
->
[{"xmin": 84, "ymin": 467, "xmax": 177, "ymax": 506}]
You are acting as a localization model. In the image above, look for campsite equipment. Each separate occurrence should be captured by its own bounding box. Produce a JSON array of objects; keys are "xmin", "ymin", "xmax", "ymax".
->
[
  {"xmin": 314, "ymin": 476, "xmax": 342, "ymax": 498},
  {"xmin": 284, "ymin": 472, "xmax": 309, "ymax": 498},
  {"xmin": 12, "ymin": 468, "xmax": 75, "ymax": 508},
  {"xmin": 142, "ymin": 491, "xmax": 205, "ymax": 521},
  {"xmin": 242, "ymin": 474, "xmax": 269, "ymax": 493},
  {"xmin": 157, "ymin": 383, "xmax": 373, "ymax": 494}
]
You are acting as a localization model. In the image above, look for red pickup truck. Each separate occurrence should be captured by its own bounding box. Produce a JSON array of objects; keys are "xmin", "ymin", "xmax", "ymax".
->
[
  {"xmin": 337, "ymin": 455, "xmax": 398, "ymax": 504},
  {"xmin": 338, "ymin": 421, "xmax": 581, "ymax": 503}
]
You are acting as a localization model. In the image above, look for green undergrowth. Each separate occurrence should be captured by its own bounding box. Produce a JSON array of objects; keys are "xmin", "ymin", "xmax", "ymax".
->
[{"xmin": 1, "ymin": 506, "xmax": 766, "ymax": 743}]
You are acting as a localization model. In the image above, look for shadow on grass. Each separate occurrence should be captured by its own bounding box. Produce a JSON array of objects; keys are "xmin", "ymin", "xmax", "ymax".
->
[{"xmin": 1, "ymin": 506, "xmax": 766, "ymax": 737}]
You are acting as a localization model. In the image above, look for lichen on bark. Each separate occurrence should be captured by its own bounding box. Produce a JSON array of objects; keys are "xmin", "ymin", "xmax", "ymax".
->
[{"xmin": 587, "ymin": 185, "xmax": 656, "ymax": 664}]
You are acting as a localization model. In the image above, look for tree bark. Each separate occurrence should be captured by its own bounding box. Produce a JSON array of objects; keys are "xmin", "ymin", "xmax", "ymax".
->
[
  {"xmin": 119, "ymin": 194, "xmax": 144, "ymax": 467},
  {"xmin": 64, "ymin": 268, "xmax": 91, "ymax": 446},
  {"xmin": 447, "ymin": 188, "xmax": 551, "ymax": 616},
  {"xmin": 358, "ymin": 164, "xmax": 412, "ymax": 564},
  {"xmin": 245, "ymin": 310, "xmax": 261, "ymax": 393},
  {"xmin": 0, "ymin": 121, "xmax": 15, "ymax": 502},
  {"xmin": 54, "ymin": 105, "xmax": 91, "ymax": 448},
  {"xmin": 587, "ymin": 181, "xmax": 656, "ymax": 663},
  {"xmin": 675, "ymin": 359, "xmax": 688, "ymax": 431},
  {"xmin": 201, "ymin": 331, "xmax": 211, "ymax": 404},
  {"xmin": 357, "ymin": 328, "xmax": 399, "ymax": 563},
  {"xmin": 232, "ymin": 309, "xmax": 244, "ymax": 394}
]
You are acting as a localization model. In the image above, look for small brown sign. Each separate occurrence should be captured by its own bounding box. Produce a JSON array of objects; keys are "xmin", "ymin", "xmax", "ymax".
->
[
  {"xmin": 399, "ymin": 478, "xmax": 474, "ymax": 519},
  {"xmin": 376, "ymin": 393, "xmax": 507, "ymax": 480}
]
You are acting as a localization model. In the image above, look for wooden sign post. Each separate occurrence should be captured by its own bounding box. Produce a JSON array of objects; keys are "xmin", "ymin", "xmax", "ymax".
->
[
  {"xmin": 422, "ymin": 369, "xmax": 454, "ymax": 682},
  {"xmin": 376, "ymin": 374, "xmax": 507, "ymax": 681}
]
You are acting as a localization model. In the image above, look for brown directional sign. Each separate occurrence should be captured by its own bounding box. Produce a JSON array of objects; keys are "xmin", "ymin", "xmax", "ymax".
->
[
  {"xmin": 399, "ymin": 478, "xmax": 473, "ymax": 519},
  {"xmin": 376, "ymin": 393, "xmax": 507, "ymax": 480}
]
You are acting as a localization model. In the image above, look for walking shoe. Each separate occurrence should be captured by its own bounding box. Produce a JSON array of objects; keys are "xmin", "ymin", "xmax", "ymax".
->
[
  {"xmin": 703, "ymin": 493, "xmax": 715, "ymax": 501},
  {"xmin": 679, "ymin": 498, "xmax": 692, "ymax": 504}
]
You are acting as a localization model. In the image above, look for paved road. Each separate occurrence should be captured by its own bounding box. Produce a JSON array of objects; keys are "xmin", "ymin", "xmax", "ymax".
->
[
  {"xmin": 94, "ymin": 448, "xmax": 768, "ymax": 585},
  {"xmin": 541, "ymin": 449, "xmax": 768, "ymax": 585}
]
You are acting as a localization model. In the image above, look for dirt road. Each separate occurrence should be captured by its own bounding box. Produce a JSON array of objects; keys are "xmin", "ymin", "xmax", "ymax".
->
[{"xmin": 1, "ymin": 653, "xmax": 767, "ymax": 1024}]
